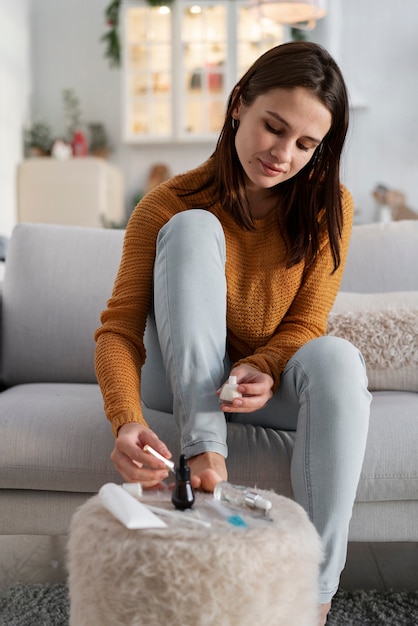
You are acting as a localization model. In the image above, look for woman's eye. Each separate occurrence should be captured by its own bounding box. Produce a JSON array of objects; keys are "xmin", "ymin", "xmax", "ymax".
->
[
  {"xmin": 297, "ymin": 142, "xmax": 310, "ymax": 152},
  {"xmin": 265, "ymin": 122, "xmax": 282, "ymax": 135}
]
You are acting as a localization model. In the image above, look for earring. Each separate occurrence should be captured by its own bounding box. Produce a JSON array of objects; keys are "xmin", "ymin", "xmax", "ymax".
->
[{"xmin": 231, "ymin": 117, "xmax": 239, "ymax": 131}]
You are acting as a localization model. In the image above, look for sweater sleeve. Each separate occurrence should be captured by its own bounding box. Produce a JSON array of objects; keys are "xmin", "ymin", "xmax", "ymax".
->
[
  {"xmin": 94, "ymin": 186, "xmax": 185, "ymax": 437},
  {"xmin": 234, "ymin": 186, "xmax": 354, "ymax": 390}
]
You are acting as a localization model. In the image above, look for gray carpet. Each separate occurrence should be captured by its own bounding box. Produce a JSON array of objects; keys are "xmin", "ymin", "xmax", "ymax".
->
[{"xmin": 0, "ymin": 584, "xmax": 417, "ymax": 625}]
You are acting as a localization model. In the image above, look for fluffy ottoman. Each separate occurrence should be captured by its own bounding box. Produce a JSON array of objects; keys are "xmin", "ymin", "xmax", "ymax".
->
[{"xmin": 68, "ymin": 489, "xmax": 322, "ymax": 626}]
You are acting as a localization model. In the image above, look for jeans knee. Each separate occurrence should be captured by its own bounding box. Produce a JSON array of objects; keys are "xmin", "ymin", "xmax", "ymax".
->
[
  {"xmin": 157, "ymin": 210, "xmax": 225, "ymax": 260},
  {"xmin": 295, "ymin": 335, "xmax": 368, "ymax": 388},
  {"xmin": 290, "ymin": 336, "xmax": 371, "ymax": 435},
  {"xmin": 160, "ymin": 210, "xmax": 222, "ymax": 240}
]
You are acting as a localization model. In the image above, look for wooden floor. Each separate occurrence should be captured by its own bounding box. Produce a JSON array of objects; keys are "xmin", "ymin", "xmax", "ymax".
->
[
  {"xmin": 0, "ymin": 537, "xmax": 417, "ymax": 593},
  {"xmin": 341, "ymin": 542, "xmax": 418, "ymax": 591}
]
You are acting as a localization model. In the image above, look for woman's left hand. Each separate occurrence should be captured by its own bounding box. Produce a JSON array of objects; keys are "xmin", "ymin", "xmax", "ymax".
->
[{"xmin": 218, "ymin": 364, "xmax": 274, "ymax": 413}]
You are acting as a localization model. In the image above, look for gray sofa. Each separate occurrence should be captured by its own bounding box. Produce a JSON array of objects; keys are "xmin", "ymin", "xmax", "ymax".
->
[{"xmin": 1, "ymin": 220, "xmax": 417, "ymax": 540}]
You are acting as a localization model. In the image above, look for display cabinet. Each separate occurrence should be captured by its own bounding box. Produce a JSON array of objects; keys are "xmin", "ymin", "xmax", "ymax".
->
[{"xmin": 123, "ymin": 0, "xmax": 284, "ymax": 142}]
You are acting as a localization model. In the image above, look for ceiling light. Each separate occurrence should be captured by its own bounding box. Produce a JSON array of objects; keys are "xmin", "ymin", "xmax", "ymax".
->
[{"xmin": 249, "ymin": 0, "xmax": 327, "ymax": 26}]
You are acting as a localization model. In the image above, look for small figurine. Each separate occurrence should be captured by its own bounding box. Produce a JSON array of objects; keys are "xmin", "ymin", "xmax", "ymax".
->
[{"xmin": 51, "ymin": 139, "xmax": 73, "ymax": 160}]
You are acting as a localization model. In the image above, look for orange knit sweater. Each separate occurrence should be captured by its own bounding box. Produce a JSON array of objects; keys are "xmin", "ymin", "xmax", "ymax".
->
[{"xmin": 95, "ymin": 160, "xmax": 354, "ymax": 436}]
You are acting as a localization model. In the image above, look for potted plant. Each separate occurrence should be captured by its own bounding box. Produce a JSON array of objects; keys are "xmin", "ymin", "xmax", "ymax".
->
[
  {"xmin": 88, "ymin": 122, "xmax": 111, "ymax": 158},
  {"xmin": 23, "ymin": 121, "xmax": 53, "ymax": 157}
]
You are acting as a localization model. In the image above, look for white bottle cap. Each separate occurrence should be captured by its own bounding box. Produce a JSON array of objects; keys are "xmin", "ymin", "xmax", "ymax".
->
[
  {"xmin": 122, "ymin": 482, "xmax": 143, "ymax": 499},
  {"xmin": 245, "ymin": 491, "xmax": 272, "ymax": 513}
]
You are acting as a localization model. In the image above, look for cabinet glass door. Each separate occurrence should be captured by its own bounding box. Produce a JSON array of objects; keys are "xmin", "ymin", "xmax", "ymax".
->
[
  {"xmin": 179, "ymin": 3, "xmax": 227, "ymax": 138},
  {"xmin": 125, "ymin": 4, "xmax": 172, "ymax": 138},
  {"xmin": 236, "ymin": 4, "xmax": 283, "ymax": 76}
]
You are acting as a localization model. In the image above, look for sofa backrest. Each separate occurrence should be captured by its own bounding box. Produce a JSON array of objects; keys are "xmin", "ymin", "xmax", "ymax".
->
[
  {"xmin": 1, "ymin": 219, "xmax": 417, "ymax": 386},
  {"xmin": 341, "ymin": 220, "xmax": 418, "ymax": 293},
  {"xmin": 1, "ymin": 223, "xmax": 124, "ymax": 386}
]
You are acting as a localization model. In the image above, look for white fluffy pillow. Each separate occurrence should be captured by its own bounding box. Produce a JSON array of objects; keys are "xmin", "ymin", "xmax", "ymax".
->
[{"xmin": 327, "ymin": 292, "xmax": 418, "ymax": 391}]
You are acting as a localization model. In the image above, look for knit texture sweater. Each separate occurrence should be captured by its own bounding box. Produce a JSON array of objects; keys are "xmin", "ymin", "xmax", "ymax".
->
[{"xmin": 95, "ymin": 160, "xmax": 354, "ymax": 436}]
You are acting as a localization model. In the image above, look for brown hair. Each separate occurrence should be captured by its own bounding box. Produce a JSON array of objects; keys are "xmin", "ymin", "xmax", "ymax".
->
[{"xmin": 188, "ymin": 42, "xmax": 349, "ymax": 271}]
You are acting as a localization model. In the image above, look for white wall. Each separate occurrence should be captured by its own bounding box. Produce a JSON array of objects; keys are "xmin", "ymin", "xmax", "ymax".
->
[
  {"xmin": 3, "ymin": 0, "xmax": 418, "ymax": 229},
  {"xmin": 0, "ymin": 0, "xmax": 31, "ymax": 235},
  {"xmin": 332, "ymin": 0, "xmax": 418, "ymax": 221},
  {"xmin": 28, "ymin": 0, "xmax": 213, "ymax": 219}
]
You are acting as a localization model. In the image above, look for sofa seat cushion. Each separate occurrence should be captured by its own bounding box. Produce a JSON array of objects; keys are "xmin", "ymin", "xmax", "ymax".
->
[
  {"xmin": 145, "ymin": 394, "xmax": 418, "ymax": 505},
  {"xmin": 355, "ymin": 391, "xmax": 418, "ymax": 503},
  {"xmin": 1, "ymin": 385, "xmax": 416, "ymax": 505},
  {"xmin": 0, "ymin": 383, "xmax": 120, "ymax": 492}
]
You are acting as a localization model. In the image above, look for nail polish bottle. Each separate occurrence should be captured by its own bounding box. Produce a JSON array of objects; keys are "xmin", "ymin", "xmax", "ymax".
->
[
  {"xmin": 219, "ymin": 376, "xmax": 242, "ymax": 404},
  {"xmin": 172, "ymin": 454, "xmax": 195, "ymax": 510}
]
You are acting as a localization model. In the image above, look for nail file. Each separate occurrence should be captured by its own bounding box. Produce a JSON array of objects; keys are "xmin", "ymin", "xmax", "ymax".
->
[{"xmin": 99, "ymin": 483, "xmax": 167, "ymax": 529}]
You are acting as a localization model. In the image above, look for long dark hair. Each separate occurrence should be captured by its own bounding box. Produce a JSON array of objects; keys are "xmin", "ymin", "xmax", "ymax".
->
[{"xmin": 194, "ymin": 42, "xmax": 349, "ymax": 271}]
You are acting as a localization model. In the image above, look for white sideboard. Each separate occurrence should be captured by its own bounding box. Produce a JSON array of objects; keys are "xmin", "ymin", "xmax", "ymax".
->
[{"xmin": 17, "ymin": 157, "xmax": 125, "ymax": 228}]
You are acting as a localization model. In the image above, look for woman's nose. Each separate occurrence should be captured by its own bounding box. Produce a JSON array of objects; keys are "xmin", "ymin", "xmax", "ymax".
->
[{"xmin": 271, "ymin": 139, "xmax": 292, "ymax": 164}]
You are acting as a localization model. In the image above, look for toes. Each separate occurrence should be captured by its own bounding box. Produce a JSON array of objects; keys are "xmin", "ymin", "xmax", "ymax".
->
[
  {"xmin": 190, "ymin": 475, "xmax": 202, "ymax": 490},
  {"xmin": 199, "ymin": 469, "xmax": 223, "ymax": 492}
]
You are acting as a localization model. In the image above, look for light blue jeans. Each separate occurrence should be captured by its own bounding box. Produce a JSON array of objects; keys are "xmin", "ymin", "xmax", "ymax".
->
[{"xmin": 143, "ymin": 210, "xmax": 371, "ymax": 604}]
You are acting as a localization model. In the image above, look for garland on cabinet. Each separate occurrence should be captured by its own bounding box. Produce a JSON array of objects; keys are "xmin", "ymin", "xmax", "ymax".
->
[
  {"xmin": 102, "ymin": 0, "xmax": 121, "ymax": 67},
  {"xmin": 101, "ymin": 0, "xmax": 174, "ymax": 68}
]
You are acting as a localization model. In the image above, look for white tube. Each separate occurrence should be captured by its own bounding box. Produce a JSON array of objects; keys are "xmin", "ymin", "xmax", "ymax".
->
[{"xmin": 98, "ymin": 483, "xmax": 167, "ymax": 529}]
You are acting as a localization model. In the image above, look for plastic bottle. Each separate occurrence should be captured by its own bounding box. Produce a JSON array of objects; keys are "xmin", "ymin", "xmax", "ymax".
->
[
  {"xmin": 72, "ymin": 130, "xmax": 88, "ymax": 157},
  {"xmin": 219, "ymin": 376, "xmax": 242, "ymax": 404},
  {"xmin": 213, "ymin": 481, "xmax": 272, "ymax": 516},
  {"xmin": 171, "ymin": 454, "xmax": 195, "ymax": 510}
]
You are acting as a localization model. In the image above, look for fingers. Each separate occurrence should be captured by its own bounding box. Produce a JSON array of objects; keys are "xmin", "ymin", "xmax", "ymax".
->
[
  {"xmin": 112, "ymin": 422, "xmax": 172, "ymax": 486},
  {"xmin": 220, "ymin": 382, "xmax": 273, "ymax": 413},
  {"xmin": 111, "ymin": 446, "xmax": 169, "ymax": 485},
  {"xmin": 219, "ymin": 364, "xmax": 274, "ymax": 413}
]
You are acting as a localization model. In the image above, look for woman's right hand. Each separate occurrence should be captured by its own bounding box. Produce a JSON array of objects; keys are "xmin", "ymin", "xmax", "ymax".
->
[{"xmin": 111, "ymin": 422, "xmax": 172, "ymax": 488}]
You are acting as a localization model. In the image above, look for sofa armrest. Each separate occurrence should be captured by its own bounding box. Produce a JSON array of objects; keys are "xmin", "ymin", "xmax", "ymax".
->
[{"xmin": 0, "ymin": 279, "xmax": 4, "ymax": 389}]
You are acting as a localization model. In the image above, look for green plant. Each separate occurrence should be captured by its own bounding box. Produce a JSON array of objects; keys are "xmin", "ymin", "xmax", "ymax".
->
[
  {"xmin": 101, "ymin": 0, "xmax": 122, "ymax": 68},
  {"xmin": 290, "ymin": 27, "xmax": 308, "ymax": 41},
  {"xmin": 24, "ymin": 121, "xmax": 53, "ymax": 155},
  {"xmin": 63, "ymin": 88, "xmax": 82, "ymax": 141},
  {"xmin": 101, "ymin": 0, "xmax": 174, "ymax": 68},
  {"xmin": 88, "ymin": 122, "xmax": 110, "ymax": 154},
  {"xmin": 146, "ymin": 0, "xmax": 174, "ymax": 5}
]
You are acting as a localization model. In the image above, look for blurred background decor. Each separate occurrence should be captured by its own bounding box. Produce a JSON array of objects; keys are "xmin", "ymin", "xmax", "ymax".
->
[
  {"xmin": 24, "ymin": 121, "xmax": 53, "ymax": 157},
  {"xmin": 373, "ymin": 184, "xmax": 418, "ymax": 223}
]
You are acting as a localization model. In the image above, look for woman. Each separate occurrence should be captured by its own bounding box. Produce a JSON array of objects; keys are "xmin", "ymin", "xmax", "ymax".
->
[{"xmin": 95, "ymin": 42, "xmax": 371, "ymax": 624}]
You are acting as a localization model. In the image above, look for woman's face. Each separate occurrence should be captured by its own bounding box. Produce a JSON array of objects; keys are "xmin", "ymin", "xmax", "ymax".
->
[{"xmin": 233, "ymin": 87, "xmax": 332, "ymax": 194}]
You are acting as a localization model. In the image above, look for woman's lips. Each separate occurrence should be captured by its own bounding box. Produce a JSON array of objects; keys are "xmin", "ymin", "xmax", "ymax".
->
[{"xmin": 259, "ymin": 159, "xmax": 285, "ymax": 176}]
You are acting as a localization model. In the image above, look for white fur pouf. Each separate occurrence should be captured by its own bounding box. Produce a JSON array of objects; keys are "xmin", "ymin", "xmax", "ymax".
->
[{"xmin": 68, "ymin": 489, "xmax": 322, "ymax": 626}]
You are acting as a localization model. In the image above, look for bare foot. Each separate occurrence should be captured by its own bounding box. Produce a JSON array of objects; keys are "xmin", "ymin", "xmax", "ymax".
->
[
  {"xmin": 187, "ymin": 452, "xmax": 227, "ymax": 492},
  {"xmin": 318, "ymin": 601, "xmax": 331, "ymax": 625}
]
